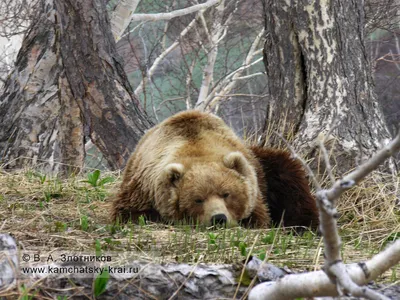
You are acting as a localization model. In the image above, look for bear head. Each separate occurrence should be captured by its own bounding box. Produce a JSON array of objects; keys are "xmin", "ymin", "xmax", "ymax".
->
[{"xmin": 155, "ymin": 152, "xmax": 259, "ymax": 226}]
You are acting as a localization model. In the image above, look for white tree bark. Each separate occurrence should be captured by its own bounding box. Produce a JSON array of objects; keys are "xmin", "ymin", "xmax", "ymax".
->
[
  {"xmin": 249, "ymin": 241, "xmax": 400, "ymax": 300},
  {"xmin": 110, "ymin": 0, "xmax": 141, "ymax": 42},
  {"xmin": 129, "ymin": 0, "xmax": 220, "ymax": 22},
  {"xmin": 110, "ymin": 0, "xmax": 220, "ymax": 42}
]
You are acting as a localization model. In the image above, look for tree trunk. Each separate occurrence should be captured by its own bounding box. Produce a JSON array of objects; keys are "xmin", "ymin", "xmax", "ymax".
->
[
  {"xmin": 0, "ymin": 0, "xmax": 151, "ymax": 174},
  {"xmin": 261, "ymin": 0, "xmax": 393, "ymax": 171}
]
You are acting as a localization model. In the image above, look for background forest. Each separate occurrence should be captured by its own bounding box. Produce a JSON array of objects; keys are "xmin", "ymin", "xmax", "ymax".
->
[
  {"xmin": 0, "ymin": 0, "xmax": 400, "ymax": 299},
  {"xmin": 1, "ymin": 0, "xmax": 400, "ymax": 171}
]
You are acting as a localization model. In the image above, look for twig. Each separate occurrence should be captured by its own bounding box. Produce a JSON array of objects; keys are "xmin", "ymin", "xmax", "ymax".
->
[{"xmin": 318, "ymin": 137, "xmax": 336, "ymax": 185}]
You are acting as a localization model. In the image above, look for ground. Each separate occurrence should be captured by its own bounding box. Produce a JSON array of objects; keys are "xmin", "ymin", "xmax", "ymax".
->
[{"xmin": 0, "ymin": 168, "xmax": 399, "ymax": 298}]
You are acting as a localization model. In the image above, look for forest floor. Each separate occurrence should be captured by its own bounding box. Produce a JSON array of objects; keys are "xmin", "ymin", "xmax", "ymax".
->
[{"xmin": 0, "ymin": 168, "xmax": 399, "ymax": 299}]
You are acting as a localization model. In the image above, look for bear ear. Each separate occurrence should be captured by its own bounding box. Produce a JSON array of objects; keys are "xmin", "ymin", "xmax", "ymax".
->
[
  {"xmin": 223, "ymin": 152, "xmax": 250, "ymax": 176},
  {"xmin": 164, "ymin": 163, "xmax": 185, "ymax": 187}
]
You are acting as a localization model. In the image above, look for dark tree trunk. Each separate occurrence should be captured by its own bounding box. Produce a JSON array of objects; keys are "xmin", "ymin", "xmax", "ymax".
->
[
  {"xmin": 261, "ymin": 0, "xmax": 393, "ymax": 171},
  {"xmin": 0, "ymin": 0, "xmax": 152, "ymax": 174}
]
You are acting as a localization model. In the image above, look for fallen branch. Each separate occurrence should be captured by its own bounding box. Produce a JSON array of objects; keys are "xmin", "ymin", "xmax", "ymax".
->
[
  {"xmin": 248, "ymin": 240, "xmax": 400, "ymax": 299},
  {"xmin": 249, "ymin": 132, "xmax": 400, "ymax": 299}
]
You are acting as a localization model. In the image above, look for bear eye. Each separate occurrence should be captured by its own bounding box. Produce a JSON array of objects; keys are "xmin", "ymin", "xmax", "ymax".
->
[
  {"xmin": 222, "ymin": 192, "xmax": 230, "ymax": 199},
  {"xmin": 195, "ymin": 199, "xmax": 204, "ymax": 204}
]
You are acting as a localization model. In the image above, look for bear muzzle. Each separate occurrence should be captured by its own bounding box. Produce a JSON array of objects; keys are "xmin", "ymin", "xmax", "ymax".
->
[
  {"xmin": 202, "ymin": 197, "xmax": 237, "ymax": 226},
  {"xmin": 211, "ymin": 214, "xmax": 228, "ymax": 225}
]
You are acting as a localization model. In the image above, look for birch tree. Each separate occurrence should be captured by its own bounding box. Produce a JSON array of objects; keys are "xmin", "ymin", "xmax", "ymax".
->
[
  {"xmin": 0, "ymin": 0, "xmax": 151, "ymax": 173},
  {"xmin": 260, "ymin": 0, "xmax": 394, "ymax": 171},
  {"xmin": 0, "ymin": 0, "xmax": 230, "ymax": 172}
]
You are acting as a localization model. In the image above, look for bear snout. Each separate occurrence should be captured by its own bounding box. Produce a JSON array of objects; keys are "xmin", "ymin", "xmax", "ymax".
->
[{"xmin": 211, "ymin": 214, "xmax": 227, "ymax": 225}]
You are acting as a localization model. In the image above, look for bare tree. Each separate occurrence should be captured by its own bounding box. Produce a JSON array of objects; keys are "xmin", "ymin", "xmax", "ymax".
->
[
  {"xmin": 261, "ymin": 0, "xmax": 394, "ymax": 171},
  {"xmin": 119, "ymin": 0, "xmax": 268, "ymax": 133},
  {"xmin": 1, "ymin": 0, "xmax": 400, "ymax": 173},
  {"xmin": 364, "ymin": 0, "xmax": 400, "ymax": 35}
]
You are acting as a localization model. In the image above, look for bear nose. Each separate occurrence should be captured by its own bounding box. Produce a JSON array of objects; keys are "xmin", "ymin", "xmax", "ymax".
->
[{"xmin": 211, "ymin": 214, "xmax": 227, "ymax": 225}]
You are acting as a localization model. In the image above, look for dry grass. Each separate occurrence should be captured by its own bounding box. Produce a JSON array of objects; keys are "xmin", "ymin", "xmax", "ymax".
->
[{"xmin": 0, "ymin": 166, "xmax": 399, "ymax": 298}]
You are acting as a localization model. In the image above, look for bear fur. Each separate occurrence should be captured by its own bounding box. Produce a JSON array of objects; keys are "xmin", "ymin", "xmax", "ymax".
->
[
  {"xmin": 111, "ymin": 110, "xmax": 319, "ymax": 228},
  {"xmin": 249, "ymin": 146, "xmax": 319, "ymax": 228}
]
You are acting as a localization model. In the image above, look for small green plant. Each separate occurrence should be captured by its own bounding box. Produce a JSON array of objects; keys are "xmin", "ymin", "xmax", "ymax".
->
[
  {"xmin": 208, "ymin": 232, "xmax": 217, "ymax": 245},
  {"xmin": 238, "ymin": 241, "xmax": 247, "ymax": 256},
  {"xmin": 42, "ymin": 180, "xmax": 63, "ymax": 202},
  {"xmin": 236, "ymin": 269, "xmax": 252, "ymax": 286},
  {"xmin": 384, "ymin": 232, "xmax": 399, "ymax": 244},
  {"xmin": 54, "ymin": 221, "xmax": 67, "ymax": 232},
  {"xmin": 105, "ymin": 223, "xmax": 120, "ymax": 234},
  {"xmin": 95, "ymin": 239, "xmax": 102, "ymax": 256},
  {"xmin": 262, "ymin": 230, "xmax": 276, "ymax": 244},
  {"xmin": 56, "ymin": 296, "xmax": 67, "ymax": 300},
  {"xmin": 280, "ymin": 231, "xmax": 293, "ymax": 254},
  {"xmin": 33, "ymin": 172, "xmax": 46, "ymax": 184},
  {"xmin": 257, "ymin": 250, "xmax": 267, "ymax": 261},
  {"xmin": 43, "ymin": 191, "xmax": 52, "ymax": 202},
  {"xmin": 93, "ymin": 268, "xmax": 109, "ymax": 298},
  {"xmin": 25, "ymin": 170, "xmax": 46, "ymax": 184},
  {"xmin": 354, "ymin": 236, "xmax": 362, "ymax": 249},
  {"xmin": 83, "ymin": 170, "xmax": 114, "ymax": 188},
  {"xmin": 80, "ymin": 215, "xmax": 89, "ymax": 231},
  {"xmin": 25, "ymin": 170, "xmax": 34, "ymax": 179},
  {"xmin": 390, "ymin": 268, "xmax": 397, "ymax": 282},
  {"xmin": 103, "ymin": 238, "xmax": 122, "ymax": 250},
  {"xmin": 138, "ymin": 215, "xmax": 146, "ymax": 227},
  {"xmin": 19, "ymin": 284, "xmax": 36, "ymax": 300}
]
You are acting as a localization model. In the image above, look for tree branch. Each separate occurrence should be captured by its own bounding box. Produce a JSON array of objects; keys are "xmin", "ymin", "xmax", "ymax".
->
[
  {"xmin": 248, "ymin": 240, "xmax": 399, "ymax": 300},
  {"xmin": 134, "ymin": 16, "xmax": 199, "ymax": 97},
  {"xmin": 130, "ymin": 0, "xmax": 220, "ymax": 22},
  {"xmin": 201, "ymin": 35, "xmax": 264, "ymax": 111}
]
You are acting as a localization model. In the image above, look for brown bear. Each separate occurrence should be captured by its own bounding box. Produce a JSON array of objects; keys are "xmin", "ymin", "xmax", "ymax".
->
[{"xmin": 111, "ymin": 110, "xmax": 319, "ymax": 228}]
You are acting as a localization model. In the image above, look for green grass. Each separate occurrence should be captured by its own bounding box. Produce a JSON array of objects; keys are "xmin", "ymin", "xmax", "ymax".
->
[{"xmin": 0, "ymin": 168, "xmax": 399, "ymax": 298}]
